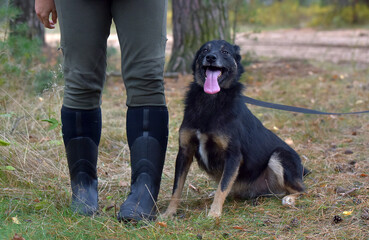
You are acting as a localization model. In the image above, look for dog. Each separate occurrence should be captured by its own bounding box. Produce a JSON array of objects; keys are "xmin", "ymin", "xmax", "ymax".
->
[{"xmin": 163, "ymin": 40, "xmax": 308, "ymax": 219}]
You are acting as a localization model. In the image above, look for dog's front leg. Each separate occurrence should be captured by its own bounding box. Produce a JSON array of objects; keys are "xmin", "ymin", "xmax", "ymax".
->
[
  {"xmin": 208, "ymin": 153, "xmax": 241, "ymax": 218},
  {"xmin": 163, "ymin": 146, "xmax": 194, "ymax": 218}
]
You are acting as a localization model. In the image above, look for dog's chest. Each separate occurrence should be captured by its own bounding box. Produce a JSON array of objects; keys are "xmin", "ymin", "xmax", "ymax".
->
[
  {"xmin": 194, "ymin": 130, "xmax": 228, "ymax": 171},
  {"xmin": 196, "ymin": 131, "xmax": 210, "ymax": 169}
]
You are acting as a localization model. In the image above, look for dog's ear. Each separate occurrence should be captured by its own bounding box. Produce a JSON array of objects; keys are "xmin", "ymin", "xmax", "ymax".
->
[
  {"xmin": 192, "ymin": 47, "xmax": 202, "ymax": 74},
  {"xmin": 233, "ymin": 44, "xmax": 244, "ymax": 77},
  {"xmin": 233, "ymin": 45, "xmax": 241, "ymax": 63}
]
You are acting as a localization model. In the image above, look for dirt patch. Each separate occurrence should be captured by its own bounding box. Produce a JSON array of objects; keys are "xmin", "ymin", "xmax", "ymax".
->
[
  {"xmin": 244, "ymin": 59, "xmax": 324, "ymax": 82},
  {"xmin": 235, "ymin": 28, "xmax": 369, "ymax": 64}
]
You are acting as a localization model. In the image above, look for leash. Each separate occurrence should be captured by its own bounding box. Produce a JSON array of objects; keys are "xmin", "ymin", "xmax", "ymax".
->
[{"xmin": 242, "ymin": 96, "xmax": 369, "ymax": 115}]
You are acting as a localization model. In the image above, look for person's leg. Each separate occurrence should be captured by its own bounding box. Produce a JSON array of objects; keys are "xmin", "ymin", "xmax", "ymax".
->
[
  {"xmin": 55, "ymin": 0, "xmax": 112, "ymax": 215},
  {"xmin": 112, "ymin": 0, "xmax": 167, "ymax": 107},
  {"xmin": 112, "ymin": 0, "xmax": 168, "ymax": 221}
]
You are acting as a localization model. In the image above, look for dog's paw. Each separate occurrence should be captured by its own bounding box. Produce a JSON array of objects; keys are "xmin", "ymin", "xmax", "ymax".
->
[
  {"xmin": 161, "ymin": 209, "xmax": 176, "ymax": 219},
  {"xmin": 208, "ymin": 209, "xmax": 221, "ymax": 219},
  {"xmin": 282, "ymin": 194, "xmax": 297, "ymax": 207}
]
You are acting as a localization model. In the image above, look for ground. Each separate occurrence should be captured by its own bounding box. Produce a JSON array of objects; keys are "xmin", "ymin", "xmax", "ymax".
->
[{"xmin": 1, "ymin": 28, "xmax": 368, "ymax": 239}]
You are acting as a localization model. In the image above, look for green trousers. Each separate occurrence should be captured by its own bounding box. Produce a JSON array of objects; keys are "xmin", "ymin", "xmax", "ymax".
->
[{"xmin": 55, "ymin": 0, "xmax": 167, "ymax": 109}]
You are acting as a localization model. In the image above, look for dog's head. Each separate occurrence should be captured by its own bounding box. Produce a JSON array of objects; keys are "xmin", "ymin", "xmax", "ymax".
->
[{"xmin": 192, "ymin": 40, "xmax": 244, "ymax": 94}]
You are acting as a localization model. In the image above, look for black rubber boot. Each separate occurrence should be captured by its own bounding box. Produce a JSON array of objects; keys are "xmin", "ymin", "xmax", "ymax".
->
[
  {"xmin": 61, "ymin": 106, "xmax": 101, "ymax": 216},
  {"xmin": 67, "ymin": 137, "xmax": 98, "ymax": 215},
  {"xmin": 117, "ymin": 106, "xmax": 168, "ymax": 222}
]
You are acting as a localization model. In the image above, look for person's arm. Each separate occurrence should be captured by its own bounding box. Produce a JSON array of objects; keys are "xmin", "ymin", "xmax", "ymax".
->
[{"xmin": 35, "ymin": 0, "xmax": 57, "ymax": 29}]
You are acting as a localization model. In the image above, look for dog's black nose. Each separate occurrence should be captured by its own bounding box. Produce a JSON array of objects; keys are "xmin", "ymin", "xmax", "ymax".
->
[{"xmin": 206, "ymin": 54, "xmax": 217, "ymax": 63}]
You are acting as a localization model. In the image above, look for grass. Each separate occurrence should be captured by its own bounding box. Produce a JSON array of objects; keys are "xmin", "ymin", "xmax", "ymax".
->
[{"xmin": 1, "ymin": 47, "xmax": 369, "ymax": 239}]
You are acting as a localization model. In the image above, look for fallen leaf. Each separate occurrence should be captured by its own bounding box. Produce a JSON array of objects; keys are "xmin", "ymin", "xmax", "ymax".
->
[
  {"xmin": 343, "ymin": 210, "xmax": 353, "ymax": 216},
  {"xmin": 332, "ymin": 74, "xmax": 339, "ymax": 80},
  {"xmin": 233, "ymin": 226, "xmax": 246, "ymax": 231},
  {"xmin": 12, "ymin": 216, "xmax": 20, "ymax": 224},
  {"xmin": 285, "ymin": 138, "xmax": 294, "ymax": 146},
  {"xmin": 12, "ymin": 233, "xmax": 25, "ymax": 240},
  {"xmin": 156, "ymin": 221, "xmax": 167, "ymax": 227},
  {"xmin": 359, "ymin": 173, "xmax": 368, "ymax": 177}
]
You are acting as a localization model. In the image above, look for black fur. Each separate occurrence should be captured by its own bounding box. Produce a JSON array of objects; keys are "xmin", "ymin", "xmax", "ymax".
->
[{"xmin": 166, "ymin": 40, "xmax": 307, "ymax": 217}]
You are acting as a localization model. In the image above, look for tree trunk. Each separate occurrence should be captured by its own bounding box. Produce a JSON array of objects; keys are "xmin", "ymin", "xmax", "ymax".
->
[
  {"xmin": 9, "ymin": 0, "xmax": 44, "ymax": 44},
  {"xmin": 167, "ymin": 0, "xmax": 230, "ymax": 74},
  {"xmin": 351, "ymin": 0, "xmax": 358, "ymax": 24}
]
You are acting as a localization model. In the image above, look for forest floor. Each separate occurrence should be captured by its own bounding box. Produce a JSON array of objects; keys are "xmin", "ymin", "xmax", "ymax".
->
[{"xmin": 2, "ymin": 28, "xmax": 368, "ymax": 239}]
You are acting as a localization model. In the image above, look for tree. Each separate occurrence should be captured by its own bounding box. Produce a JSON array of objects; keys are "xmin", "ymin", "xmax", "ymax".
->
[
  {"xmin": 167, "ymin": 0, "xmax": 230, "ymax": 74},
  {"xmin": 9, "ymin": 0, "xmax": 44, "ymax": 44}
]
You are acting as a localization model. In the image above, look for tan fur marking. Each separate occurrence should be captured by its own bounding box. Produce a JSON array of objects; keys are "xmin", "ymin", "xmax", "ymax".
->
[
  {"xmin": 163, "ymin": 147, "xmax": 194, "ymax": 218},
  {"xmin": 212, "ymin": 134, "xmax": 230, "ymax": 151},
  {"xmin": 208, "ymin": 164, "xmax": 240, "ymax": 218},
  {"xmin": 179, "ymin": 129, "xmax": 195, "ymax": 148},
  {"xmin": 163, "ymin": 172, "xmax": 188, "ymax": 218},
  {"xmin": 285, "ymin": 185, "xmax": 303, "ymax": 194}
]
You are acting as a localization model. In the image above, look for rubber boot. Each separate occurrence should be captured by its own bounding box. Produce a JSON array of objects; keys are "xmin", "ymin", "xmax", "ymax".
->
[
  {"xmin": 61, "ymin": 106, "xmax": 101, "ymax": 216},
  {"xmin": 117, "ymin": 106, "xmax": 168, "ymax": 222}
]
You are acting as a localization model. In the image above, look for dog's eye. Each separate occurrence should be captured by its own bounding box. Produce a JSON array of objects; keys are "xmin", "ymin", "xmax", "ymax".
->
[
  {"xmin": 203, "ymin": 49, "xmax": 209, "ymax": 53},
  {"xmin": 221, "ymin": 50, "xmax": 229, "ymax": 55}
]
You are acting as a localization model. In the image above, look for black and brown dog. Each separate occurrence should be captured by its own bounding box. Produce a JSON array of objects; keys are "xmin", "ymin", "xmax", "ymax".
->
[{"xmin": 163, "ymin": 40, "xmax": 308, "ymax": 218}]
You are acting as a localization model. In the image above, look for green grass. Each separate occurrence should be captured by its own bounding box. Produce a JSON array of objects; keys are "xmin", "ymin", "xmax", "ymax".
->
[{"xmin": 1, "ymin": 45, "xmax": 369, "ymax": 239}]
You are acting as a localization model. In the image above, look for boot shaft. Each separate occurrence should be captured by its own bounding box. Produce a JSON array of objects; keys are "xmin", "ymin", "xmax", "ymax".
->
[{"xmin": 117, "ymin": 106, "xmax": 169, "ymax": 221}]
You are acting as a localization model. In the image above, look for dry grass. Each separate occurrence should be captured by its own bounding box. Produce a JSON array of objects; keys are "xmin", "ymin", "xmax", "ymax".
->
[{"xmin": 1, "ymin": 57, "xmax": 368, "ymax": 239}]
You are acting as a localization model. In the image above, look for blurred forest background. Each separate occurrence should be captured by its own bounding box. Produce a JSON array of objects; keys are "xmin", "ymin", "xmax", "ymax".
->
[{"xmin": 1, "ymin": 0, "xmax": 369, "ymax": 89}]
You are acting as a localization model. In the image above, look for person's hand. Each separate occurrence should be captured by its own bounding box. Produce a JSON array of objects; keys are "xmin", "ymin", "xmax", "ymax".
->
[{"xmin": 35, "ymin": 0, "xmax": 57, "ymax": 29}]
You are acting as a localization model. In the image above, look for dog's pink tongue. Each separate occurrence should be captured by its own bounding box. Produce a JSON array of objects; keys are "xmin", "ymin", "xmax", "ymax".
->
[{"xmin": 204, "ymin": 69, "xmax": 221, "ymax": 94}]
